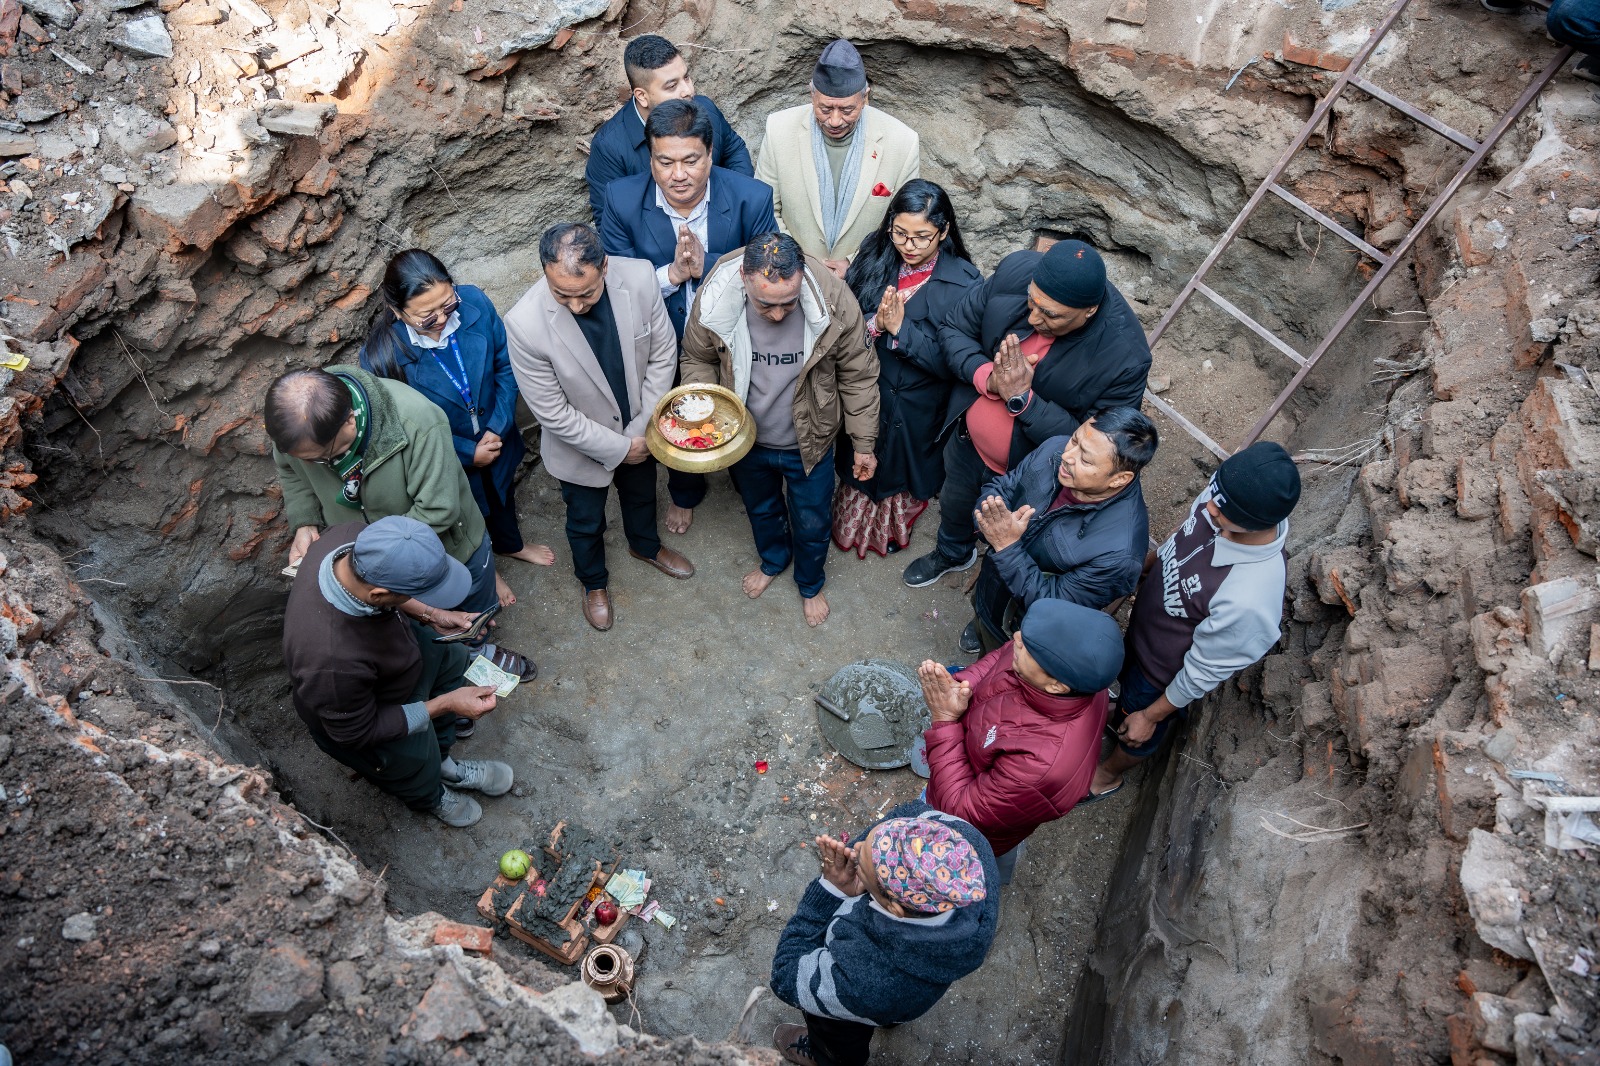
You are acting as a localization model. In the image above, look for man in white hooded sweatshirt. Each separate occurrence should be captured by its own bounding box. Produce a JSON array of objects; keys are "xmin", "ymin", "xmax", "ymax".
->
[{"xmin": 680, "ymin": 232, "xmax": 879, "ymax": 627}]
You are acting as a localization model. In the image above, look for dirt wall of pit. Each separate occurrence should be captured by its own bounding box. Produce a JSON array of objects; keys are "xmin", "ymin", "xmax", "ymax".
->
[{"xmin": 2, "ymin": 0, "xmax": 1596, "ymax": 1061}]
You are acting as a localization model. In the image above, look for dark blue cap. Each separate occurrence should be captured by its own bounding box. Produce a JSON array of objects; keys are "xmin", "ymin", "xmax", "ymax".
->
[{"xmin": 1019, "ymin": 599, "xmax": 1124, "ymax": 693}]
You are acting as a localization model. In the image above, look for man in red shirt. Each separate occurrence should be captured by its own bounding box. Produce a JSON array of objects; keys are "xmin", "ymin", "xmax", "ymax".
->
[
  {"xmin": 919, "ymin": 598, "xmax": 1125, "ymax": 883},
  {"xmin": 902, "ymin": 240, "xmax": 1151, "ymax": 589}
]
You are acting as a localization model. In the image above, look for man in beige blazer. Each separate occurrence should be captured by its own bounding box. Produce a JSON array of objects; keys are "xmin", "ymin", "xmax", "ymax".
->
[
  {"xmin": 754, "ymin": 39, "xmax": 920, "ymax": 278},
  {"xmin": 504, "ymin": 223, "xmax": 694, "ymax": 632}
]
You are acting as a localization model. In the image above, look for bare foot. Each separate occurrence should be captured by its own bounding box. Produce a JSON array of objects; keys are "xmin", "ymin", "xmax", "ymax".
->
[
  {"xmin": 495, "ymin": 573, "xmax": 516, "ymax": 607},
  {"xmin": 742, "ymin": 568, "xmax": 776, "ymax": 599},
  {"xmin": 664, "ymin": 504, "xmax": 694, "ymax": 535},
  {"xmin": 802, "ymin": 591, "xmax": 830, "ymax": 627},
  {"xmin": 504, "ymin": 544, "xmax": 556, "ymax": 566},
  {"xmin": 1089, "ymin": 767, "xmax": 1121, "ymax": 796}
]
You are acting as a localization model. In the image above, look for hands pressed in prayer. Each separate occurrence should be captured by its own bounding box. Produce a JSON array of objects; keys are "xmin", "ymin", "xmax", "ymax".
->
[
  {"xmin": 973, "ymin": 495, "xmax": 1035, "ymax": 552},
  {"xmin": 919, "ymin": 660, "xmax": 973, "ymax": 723}
]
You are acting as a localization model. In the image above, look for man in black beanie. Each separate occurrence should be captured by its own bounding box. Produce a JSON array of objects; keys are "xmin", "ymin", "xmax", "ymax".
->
[
  {"xmin": 1087, "ymin": 441, "xmax": 1301, "ymax": 800},
  {"xmin": 902, "ymin": 239, "xmax": 1152, "ymax": 589}
]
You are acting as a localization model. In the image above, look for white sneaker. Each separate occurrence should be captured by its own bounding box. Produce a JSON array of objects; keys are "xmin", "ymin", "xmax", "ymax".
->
[
  {"xmin": 430, "ymin": 785, "xmax": 482, "ymax": 827},
  {"xmin": 441, "ymin": 755, "xmax": 514, "ymax": 797}
]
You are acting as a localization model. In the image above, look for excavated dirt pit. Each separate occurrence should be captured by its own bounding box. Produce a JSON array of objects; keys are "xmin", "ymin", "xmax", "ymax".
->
[{"xmin": 8, "ymin": 0, "xmax": 1584, "ymax": 1061}]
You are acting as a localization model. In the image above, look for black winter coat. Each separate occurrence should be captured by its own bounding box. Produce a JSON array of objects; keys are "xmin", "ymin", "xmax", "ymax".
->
[
  {"xmin": 837, "ymin": 253, "xmax": 983, "ymax": 501},
  {"xmin": 979, "ymin": 435, "xmax": 1150, "ymax": 611},
  {"xmin": 939, "ymin": 249, "xmax": 1152, "ymax": 470}
]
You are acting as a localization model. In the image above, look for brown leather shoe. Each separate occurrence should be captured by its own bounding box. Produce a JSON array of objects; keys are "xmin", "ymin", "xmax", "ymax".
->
[
  {"xmin": 629, "ymin": 545, "xmax": 695, "ymax": 579},
  {"xmin": 583, "ymin": 589, "xmax": 613, "ymax": 631}
]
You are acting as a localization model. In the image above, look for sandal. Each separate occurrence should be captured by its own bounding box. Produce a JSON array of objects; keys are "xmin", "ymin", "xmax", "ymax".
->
[
  {"xmin": 481, "ymin": 643, "xmax": 538, "ymax": 683},
  {"xmin": 1079, "ymin": 780, "xmax": 1124, "ymax": 805}
]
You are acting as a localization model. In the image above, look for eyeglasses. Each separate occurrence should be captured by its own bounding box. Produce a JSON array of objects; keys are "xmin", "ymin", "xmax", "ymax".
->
[
  {"xmin": 404, "ymin": 288, "xmax": 460, "ymax": 329},
  {"xmin": 890, "ymin": 229, "xmax": 939, "ymax": 249}
]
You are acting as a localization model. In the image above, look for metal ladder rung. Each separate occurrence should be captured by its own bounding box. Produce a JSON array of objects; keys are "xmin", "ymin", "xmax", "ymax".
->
[
  {"xmin": 1349, "ymin": 76, "xmax": 1482, "ymax": 152},
  {"xmin": 1144, "ymin": 390, "xmax": 1229, "ymax": 460},
  {"xmin": 1268, "ymin": 183, "xmax": 1391, "ymax": 265},
  {"xmin": 1194, "ymin": 282, "xmax": 1308, "ymax": 367}
]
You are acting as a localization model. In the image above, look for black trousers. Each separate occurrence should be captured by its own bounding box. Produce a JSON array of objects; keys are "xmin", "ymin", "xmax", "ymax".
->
[
  {"xmin": 970, "ymin": 555, "xmax": 1017, "ymax": 652},
  {"xmin": 934, "ymin": 424, "xmax": 997, "ymax": 561},
  {"xmin": 309, "ymin": 622, "xmax": 469, "ymax": 811},
  {"xmin": 803, "ymin": 1012, "xmax": 875, "ymax": 1066},
  {"xmin": 478, "ymin": 469, "xmax": 524, "ymax": 555},
  {"xmin": 557, "ymin": 458, "xmax": 662, "ymax": 592}
]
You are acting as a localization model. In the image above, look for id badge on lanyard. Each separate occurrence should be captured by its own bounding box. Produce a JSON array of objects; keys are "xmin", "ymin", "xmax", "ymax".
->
[{"xmin": 435, "ymin": 335, "xmax": 479, "ymax": 436}]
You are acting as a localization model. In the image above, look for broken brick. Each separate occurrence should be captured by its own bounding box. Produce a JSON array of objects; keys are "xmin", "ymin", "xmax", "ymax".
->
[
  {"xmin": 432, "ymin": 920, "xmax": 493, "ymax": 956},
  {"xmin": 1279, "ymin": 30, "xmax": 1353, "ymax": 72},
  {"xmin": 243, "ymin": 943, "xmax": 324, "ymax": 1027}
]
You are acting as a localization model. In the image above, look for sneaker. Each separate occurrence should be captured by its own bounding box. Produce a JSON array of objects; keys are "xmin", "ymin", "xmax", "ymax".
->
[
  {"xmin": 959, "ymin": 620, "xmax": 982, "ymax": 655},
  {"xmin": 772, "ymin": 1023, "xmax": 818, "ymax": 1066},
  {"xmin": 902, "ymin": 546, "xmax": 978, "ymax": 588},
  {"xmin": 1480, "ymin": 0, "xmax": 1520, "ymax": 11},
  {"xmin": 430, "ymin": 785, "xmax": 482, "ymax": 827},
  {"xmin": 452, "ymin": 715, "xmax": 475, "ymax": 739},
  {"xmin": 1576, "ymin": 54, "xmax": 1600, "ymax": 84},
  {"xmin": 440, "ymin": 755, "xmax": 514, "ymax": 797}
]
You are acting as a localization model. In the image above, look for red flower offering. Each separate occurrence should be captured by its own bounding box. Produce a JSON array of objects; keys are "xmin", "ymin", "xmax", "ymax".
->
[{"xmin": 755, "ymin": 760, "xmax": 769, "ymax": 774}]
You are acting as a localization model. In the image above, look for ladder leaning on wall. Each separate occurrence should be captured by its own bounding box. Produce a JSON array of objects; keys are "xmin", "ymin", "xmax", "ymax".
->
[{"xmin": 1143, "ymin": 0, "xmax": 1576, "ymax": 460}]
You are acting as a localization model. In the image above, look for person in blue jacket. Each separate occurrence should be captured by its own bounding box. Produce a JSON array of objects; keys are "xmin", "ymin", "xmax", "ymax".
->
[
  {"xmin": 769, "ymin": 801, "xmax": 1000, "ymax": 1065},
  {"xmin": 359, "ymin": 250, "xmax": 553, "ymax": 608},
  {"xmin": 599, "ymin": 98, "xmax": 777, "ymax": 534},
  {"xmin": 584, "ymin": 34, "xmax": 753, "ymax": 226}
]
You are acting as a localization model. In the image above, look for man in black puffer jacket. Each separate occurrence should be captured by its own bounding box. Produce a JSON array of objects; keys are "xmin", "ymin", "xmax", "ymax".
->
[
  {"xmin": 959, "ymin": 407, "xmax": 1156, "ymax": 654},
  {"xmin": 903, "ymin": 240, "xmax": 1151, "ymax": 590}
]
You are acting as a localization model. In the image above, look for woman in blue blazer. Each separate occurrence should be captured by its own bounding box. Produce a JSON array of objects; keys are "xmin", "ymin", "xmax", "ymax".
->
[{"xmin": 360, "ymin": 250, "xmax": 553, "ymax": 603}]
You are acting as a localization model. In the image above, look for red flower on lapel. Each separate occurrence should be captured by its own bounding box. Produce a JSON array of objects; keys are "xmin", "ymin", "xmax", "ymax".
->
[{"xmin": 871, "ymin": 182, "xmax": 892, "ymax": 197}]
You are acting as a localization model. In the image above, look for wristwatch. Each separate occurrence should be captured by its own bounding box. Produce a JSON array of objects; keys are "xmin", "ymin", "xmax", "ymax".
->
[{"xmin": 1005, "ymin": 390, "xmax": 1032, "ymax": 415}]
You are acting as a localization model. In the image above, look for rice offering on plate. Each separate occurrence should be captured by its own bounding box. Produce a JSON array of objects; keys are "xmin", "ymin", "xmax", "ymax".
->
[
  {"xmin": 658, "ymin": 392, "xmax": 737, "ymax": 451},
  {"xmin": 672, "ymin": 392, "xmax": 716, "ymax": 422}
]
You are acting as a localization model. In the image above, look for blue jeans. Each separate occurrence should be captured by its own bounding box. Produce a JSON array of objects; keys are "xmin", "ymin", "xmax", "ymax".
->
[
  {"xmin": 729, "ymin": 445, "xmax": 835, "ymax": 598},
  {"xmin": 455, "ymin": 532, "xmax": 499, "ymax": 615},
  {"xmin": 1549, "ymin": 0, "xmax": 1600, "ymax": 54},
  {"xmin": 1110, "ymin": 657, "xmax": 1189, "ymax": 759}
]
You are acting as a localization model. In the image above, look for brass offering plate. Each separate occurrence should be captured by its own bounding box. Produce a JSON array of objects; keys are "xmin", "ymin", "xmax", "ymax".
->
[{"xmin": 646, "ymin": 383, "xmax": 756, "ymax": 473}]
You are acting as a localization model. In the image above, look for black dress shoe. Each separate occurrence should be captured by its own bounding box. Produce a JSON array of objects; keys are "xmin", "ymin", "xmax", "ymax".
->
[{"xmin": 959, "ymin": 620, "xmax": 982, "ymax": 655}]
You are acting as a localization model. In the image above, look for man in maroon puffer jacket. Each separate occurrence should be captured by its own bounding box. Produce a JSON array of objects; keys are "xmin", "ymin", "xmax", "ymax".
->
[{"xmin": 920, "ymin": 598, "xmax": 1125, "ymax": 883}]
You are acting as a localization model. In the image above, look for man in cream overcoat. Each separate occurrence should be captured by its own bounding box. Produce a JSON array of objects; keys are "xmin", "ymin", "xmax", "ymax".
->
[{"xmin": 754, "ymin": 39, "xmax": 920, "ymax": 278}]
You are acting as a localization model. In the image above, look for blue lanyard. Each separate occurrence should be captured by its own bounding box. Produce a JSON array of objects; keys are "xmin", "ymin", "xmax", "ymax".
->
[{"xmin": 426, "ymin": 334, "xmax": 479, "ymax": 435}]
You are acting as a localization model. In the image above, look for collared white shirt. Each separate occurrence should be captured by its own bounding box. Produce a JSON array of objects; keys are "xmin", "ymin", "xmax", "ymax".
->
[
  {"xmin": 652, "ymin": 182, "xmax": 711, "ymax": 307},
  {"xmin": 402, "ymin": 310, "xmax": 461, "ymax": 350}
]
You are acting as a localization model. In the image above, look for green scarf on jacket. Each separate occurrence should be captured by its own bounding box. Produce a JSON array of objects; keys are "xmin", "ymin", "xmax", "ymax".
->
[{"xmin": 272, "ymin": 365, "xmax": 487, "ymax": 564}]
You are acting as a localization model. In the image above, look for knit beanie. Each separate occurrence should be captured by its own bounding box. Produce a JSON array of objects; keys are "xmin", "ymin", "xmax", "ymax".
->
[
  {"xmin": 1019, "ymin": 599, "xmax": 1124, "ymax": 694},
  {"xmin": 1212, "ymin": 441, "xmax": 1301, "ymax": 531},
  {"xmin": 1031, "ymin": 240, "xmax": 1106, "ymax": 309},
  {"xmin": 812, "ymin": 39, "xmax": 867, "ymax": 98},
  {"xmin": 869, "ymin": 818, "xmax": 987, "ymax": 914}
]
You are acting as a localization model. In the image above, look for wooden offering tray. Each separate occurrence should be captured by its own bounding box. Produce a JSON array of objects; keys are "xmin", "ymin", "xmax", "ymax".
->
[{"xmin": 477, "ymin": 822, "xmax": 629, "ymax": 965}]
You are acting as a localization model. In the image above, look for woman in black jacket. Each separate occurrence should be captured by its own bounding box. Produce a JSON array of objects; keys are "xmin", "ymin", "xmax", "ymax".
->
[{"xmin": 834, "ymin": 180, "xmax": 980, "ymax": 557}]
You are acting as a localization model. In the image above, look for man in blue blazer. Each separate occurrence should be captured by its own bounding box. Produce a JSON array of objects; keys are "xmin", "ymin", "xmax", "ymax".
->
[
  {"xmin": 599, "ymin": 98, "xmax": 777, "ymax": 533},
  {"xmin": 584, "ymin": 34, "xmax": 753, "ymax": 226}
]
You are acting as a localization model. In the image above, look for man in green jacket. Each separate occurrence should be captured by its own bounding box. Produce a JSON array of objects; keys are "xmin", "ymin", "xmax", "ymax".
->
[{"xmin": 265, "ymin": 367, "xmax": 535, "ymax": 682}]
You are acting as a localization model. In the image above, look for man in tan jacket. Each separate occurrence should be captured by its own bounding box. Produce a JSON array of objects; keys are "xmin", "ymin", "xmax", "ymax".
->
[
  {"xmin": 503, "ymin": 223, "xmax": 695, "ymax": 632},
  {"xmin": 754, "ymin": 39, "xmax": 920, "ymax": 279},
  {"xmin": 681, "ymin": 233, "xmax": 879, "ymax": 626}
]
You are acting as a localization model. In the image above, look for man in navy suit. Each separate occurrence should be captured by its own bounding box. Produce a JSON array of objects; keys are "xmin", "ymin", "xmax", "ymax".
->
[
  {"xmin": 584, "ymin": 34, "xmax": 753, "ymax": 226},
  {"xmin": 599, "ymin": 98, "xmax": 777, "ymax": 534}
]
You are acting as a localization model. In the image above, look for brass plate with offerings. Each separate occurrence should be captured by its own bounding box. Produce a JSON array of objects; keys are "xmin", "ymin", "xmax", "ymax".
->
[{"xmin": 646, "ymin": 384, "xmax": 756, "ymax": 473}]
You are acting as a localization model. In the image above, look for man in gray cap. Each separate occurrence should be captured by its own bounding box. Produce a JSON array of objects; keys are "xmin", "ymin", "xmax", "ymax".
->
[
  {"xmin": 902, "ymin": 239, "xmax": 1152, "ymax": 590},
  {"xmin": 919, "ymin": 598, "xmax": 1124, "ymax": 884},
  {"xmin": 754, "ymin": 38, "xmax": 920, "ymax": 278},
  {"xmin": 282, "ymin": 516, "xmax": 515, "ymax": 828}
]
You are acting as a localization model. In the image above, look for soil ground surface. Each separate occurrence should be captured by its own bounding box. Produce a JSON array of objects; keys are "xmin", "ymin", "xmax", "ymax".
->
[{"xmin": 272, "ymin": 470, "xmax": 1148, "ymax": 1064}]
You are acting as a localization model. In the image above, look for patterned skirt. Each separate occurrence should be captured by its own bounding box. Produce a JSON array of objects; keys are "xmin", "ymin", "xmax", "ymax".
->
[{"xmin": 831, "ymin": 486, "xmax": 929, "ymax": 559}]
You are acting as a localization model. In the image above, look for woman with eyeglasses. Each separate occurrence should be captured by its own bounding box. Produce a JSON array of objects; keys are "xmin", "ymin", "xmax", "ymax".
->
[
  {"xmin": 834, "ymin": 180, "xmax": 980, "ymax": 558},
  {"xmin": 360, "ymin": 250, "xmax": 554, "ymax": 607}
]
